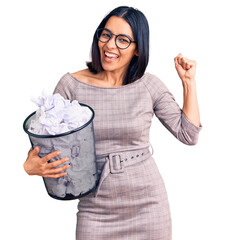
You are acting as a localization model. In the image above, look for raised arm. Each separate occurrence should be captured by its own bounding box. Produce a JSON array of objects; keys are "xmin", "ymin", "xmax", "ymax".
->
[
  {"xmin": 174, "ymin": 53, "xmax": 201, "ymax": 127},
  {"xmin": 144, "ymin": 54, "xmax": 202, "ymax": 145}
]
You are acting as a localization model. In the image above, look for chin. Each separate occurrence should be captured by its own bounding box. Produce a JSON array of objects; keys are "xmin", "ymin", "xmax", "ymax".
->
[{"xmin": 101, "ymin": 62, "xmax": 118, "ymax": 72}]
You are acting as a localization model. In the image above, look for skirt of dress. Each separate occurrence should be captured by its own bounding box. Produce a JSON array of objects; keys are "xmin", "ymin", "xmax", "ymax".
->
[{"xmin": 76, "ymin": 149, "xmax": 172, "ymax": 240}]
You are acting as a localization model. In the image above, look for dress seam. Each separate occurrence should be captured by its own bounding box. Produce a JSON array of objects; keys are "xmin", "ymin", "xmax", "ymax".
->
[{"xmin": 141, "ymin": 80, "xmax": 155, "ymax": 108}]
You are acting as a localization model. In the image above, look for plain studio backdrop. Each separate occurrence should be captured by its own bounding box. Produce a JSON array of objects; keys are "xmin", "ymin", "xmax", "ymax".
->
[{"xmin": 1, "ymin": 0, "xmax": 225, "ymax": 239}]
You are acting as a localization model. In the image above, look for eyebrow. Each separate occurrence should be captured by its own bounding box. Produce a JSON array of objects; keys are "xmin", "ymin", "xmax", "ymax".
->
[{"xmin": 104, "ymin": 27, "xmax": 134, "ymax": 40}]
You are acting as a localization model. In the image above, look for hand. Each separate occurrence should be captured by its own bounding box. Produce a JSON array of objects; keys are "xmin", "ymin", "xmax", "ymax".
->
[
  {"xmin": 23, "ymin": 146, "xmax": 70, "ymax": 178},
  {"xmin": 174, "ymin": 53, "xmax": 197, "ymax": 84}
]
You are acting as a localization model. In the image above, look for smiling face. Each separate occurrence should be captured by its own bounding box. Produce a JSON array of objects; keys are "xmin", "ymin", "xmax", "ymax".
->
[{"xmin": 98, "ymin": 16, "xmax": 138, "ymax": 75}]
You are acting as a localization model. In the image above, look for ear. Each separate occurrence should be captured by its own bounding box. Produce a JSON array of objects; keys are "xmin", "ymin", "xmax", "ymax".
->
[{"xmin": 134, "ymin": 49, "xmax": 139, "ymax": 56}]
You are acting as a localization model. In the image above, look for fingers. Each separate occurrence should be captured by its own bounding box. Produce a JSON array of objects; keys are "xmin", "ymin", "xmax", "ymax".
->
[
  {"xmin": 26, "ymin": 146, "xmax": 71, "ymax": 178},
  {"xmin": 48, "ymin": 163, "xmax": 70, "ymax": 174},
  {"xmin": 174, "ymin": 53, "xmax": 196, "ymax": 70},
  {"xmin": 41, "ymin": 158, "xmax": 70, "ymax": 178},
  {"xmin": 43, "ymin": 161, "xmax": 70, "ymax": 178},
  {"xmin": 43, "ymin": 171, "xmax": 68, "ymax": 179},
  {"xmin": 41, "ymin": 150, "xmax": 61, "ymax": 163},
  {"xmin": 28, "ymin": 146, "xmax": 39, "ymax": 157},
  {"xmin": 46, "ymin": 157, "xmax": 70, "ymax": 169},
  {"xmin": 174, "ymin": 53, "xmax": 182, "ymax": 65}
]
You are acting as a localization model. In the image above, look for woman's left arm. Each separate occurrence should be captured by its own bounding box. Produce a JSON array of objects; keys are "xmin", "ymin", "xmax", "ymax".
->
[{"xmin": 174, "ymin": 53, "xmax": 201, "ymax": 127}]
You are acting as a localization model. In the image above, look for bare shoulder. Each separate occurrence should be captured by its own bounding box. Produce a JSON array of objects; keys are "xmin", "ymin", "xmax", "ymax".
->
[
  {"xmin": 71, "ymin": 69, "xmax": 97, "ymax": 84},
  {"xmin": 71, "ymin": 69, "xmax": 108, "ymax": 87}
]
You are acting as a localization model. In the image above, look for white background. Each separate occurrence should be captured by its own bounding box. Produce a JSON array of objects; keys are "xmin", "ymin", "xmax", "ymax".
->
[{"xmin": 1, "ymin": 0, "xmax": 225, "ymax": 239}]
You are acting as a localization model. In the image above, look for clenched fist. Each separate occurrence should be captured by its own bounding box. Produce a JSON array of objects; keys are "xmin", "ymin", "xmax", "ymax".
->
[{"xmin": 174, "ymin": 53, "xmax": 197, "ymax": 84}]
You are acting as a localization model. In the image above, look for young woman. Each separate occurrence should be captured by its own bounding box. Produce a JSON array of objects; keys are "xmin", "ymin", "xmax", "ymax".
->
[{"xmin": 24, "ymin": 6, "xmax": 202, "ymax": 239}]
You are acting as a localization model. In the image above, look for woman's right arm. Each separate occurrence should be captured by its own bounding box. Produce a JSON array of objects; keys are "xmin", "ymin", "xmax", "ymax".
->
[
  {"xmin": 23, "ymin": 146, "xmax": 70, "ymax": 178},
  {"xmin": 24, "ymin": 73, "xmax": 73, "ymax": 178}
]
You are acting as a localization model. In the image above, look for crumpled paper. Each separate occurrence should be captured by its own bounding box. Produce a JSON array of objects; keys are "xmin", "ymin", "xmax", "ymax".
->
[
  {"xmin": 28, "ymin": 91, "xmax": 92, "ymax": 135},
  {"xmin": 26, "ymin": 91, "xmax": 98, "ymax": 199},
  {"xmin": 28, "ymin": 114, "xmax": 98, "ymax": 199}
]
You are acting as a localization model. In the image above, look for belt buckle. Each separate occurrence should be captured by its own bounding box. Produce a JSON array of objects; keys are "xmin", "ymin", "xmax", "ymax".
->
[{"xmin": 109, "ymin": 153, "xmax": 124, "ymax": 174}]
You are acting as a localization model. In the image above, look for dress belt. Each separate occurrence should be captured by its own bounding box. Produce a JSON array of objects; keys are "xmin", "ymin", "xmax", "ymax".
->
[{"xmin": 94, "ymin": 146, "xmax": 153, "ymax": 198}]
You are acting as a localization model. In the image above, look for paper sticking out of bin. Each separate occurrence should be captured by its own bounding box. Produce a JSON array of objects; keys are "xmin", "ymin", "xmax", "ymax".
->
[{"xmin": 23, "ymin": 92, "xmax": 98, "ymax": 200}]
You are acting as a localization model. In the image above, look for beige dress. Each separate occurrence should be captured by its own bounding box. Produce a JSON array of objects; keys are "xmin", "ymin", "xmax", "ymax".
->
[{"xmin": 54, "ymin": 72, "xmax": 202, "ymax": 240}]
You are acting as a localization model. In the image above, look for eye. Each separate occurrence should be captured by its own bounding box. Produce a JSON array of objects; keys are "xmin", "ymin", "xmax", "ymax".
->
[
  {"xmin": 102, "ymin": 33, "xmax": 110, "ymax": 38},
  {"xmin": 101, "ymin": 30, "xmax": 111, "ymax": 39},
  {"xmin": 117, "ymin": 36, "xmax": 130, "ymax": 44}
]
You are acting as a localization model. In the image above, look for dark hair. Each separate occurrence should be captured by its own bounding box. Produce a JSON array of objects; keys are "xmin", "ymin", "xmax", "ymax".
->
[{"xmin": 86, "ymin": 6, "xmax": 149, "ymax": 85}]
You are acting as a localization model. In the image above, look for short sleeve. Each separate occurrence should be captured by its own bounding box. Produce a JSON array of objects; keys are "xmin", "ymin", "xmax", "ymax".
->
[{"xmin": 144, "ymin": 73, "xmax": 202, "ymax": 145}]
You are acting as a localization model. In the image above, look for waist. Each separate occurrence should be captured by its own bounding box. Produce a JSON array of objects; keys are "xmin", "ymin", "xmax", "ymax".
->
[
  {"xmin": 93, "ymin": 147, "xmax": 152, "ymax": 197},
  {"xmin": 96, "ymin": 147, "xmax": 151, "ymax": 173},
  {"xmin": 96, "ymin": 145, "xmax": 153, "ymax": 159},
  {"xmin": 95, "ymin": 142, "xmax": 153, "ymax": 158}
]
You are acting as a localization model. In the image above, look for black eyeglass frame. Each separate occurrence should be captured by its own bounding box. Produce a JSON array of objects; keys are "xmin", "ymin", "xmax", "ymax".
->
[{"xmin": 96, "ymin": 28, "xmax": 136, "ymax": 50}]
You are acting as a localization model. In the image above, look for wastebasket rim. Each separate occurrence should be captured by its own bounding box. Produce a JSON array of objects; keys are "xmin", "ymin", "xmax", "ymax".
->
[{"xmin": 23, "ymin": 102, "xmax": 95, "ymax": 138}]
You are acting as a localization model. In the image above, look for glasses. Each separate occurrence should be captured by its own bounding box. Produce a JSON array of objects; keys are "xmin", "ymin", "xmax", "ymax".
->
[{"xmin": 96, "ymin": 28, "xmax": 136, "ymax": 50}]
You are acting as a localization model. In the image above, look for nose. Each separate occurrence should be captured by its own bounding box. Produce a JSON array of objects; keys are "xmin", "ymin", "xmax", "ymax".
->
[{"xmin": 105, "ymin": 35, "xmax": 117, "ymax": 49}]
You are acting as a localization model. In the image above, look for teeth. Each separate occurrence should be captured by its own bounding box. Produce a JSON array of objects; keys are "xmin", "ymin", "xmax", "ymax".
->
[{"xmin": 105, "ymin": 52, "xmax": 119, "ymax": 58}]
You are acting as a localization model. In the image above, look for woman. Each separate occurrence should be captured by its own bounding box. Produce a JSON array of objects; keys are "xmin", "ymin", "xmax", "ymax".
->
[{"xmin": 24, "ymin": 6, "xmax": 202, "ymax": 240}]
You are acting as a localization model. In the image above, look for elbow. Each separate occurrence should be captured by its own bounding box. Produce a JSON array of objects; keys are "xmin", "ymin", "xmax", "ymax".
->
[
  {"xmin": 184, "ymin": 138, "xmax": 199, "ymax": 146},
  {"xmin": 180, "ymin": 111, "xmax": 203, "ymax": 145},
  {"xmin": 178, "ymin": 130, "xmax": 200, "ymax": 146}
]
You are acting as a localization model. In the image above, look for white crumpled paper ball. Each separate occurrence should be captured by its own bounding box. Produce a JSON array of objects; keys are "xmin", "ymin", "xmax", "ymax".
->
[{"xmin": 28, "ymin": 91, "xmax": 92, "ymax": 135}]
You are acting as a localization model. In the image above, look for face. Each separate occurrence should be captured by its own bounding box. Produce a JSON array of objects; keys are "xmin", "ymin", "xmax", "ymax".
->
[{"xmin": 98, "ymin": 16, "xmax": 138, "ymax": 74}]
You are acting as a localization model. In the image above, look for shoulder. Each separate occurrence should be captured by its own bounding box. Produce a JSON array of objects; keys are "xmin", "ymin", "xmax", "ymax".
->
[
  {"xmin": 56, "ymin": 68, "xmax": 91, "ymax": 89},
  {"xmin": 53, "ymin": 71, "xmax": 84, "ymax": 100},
  {"xmin": 142, "ymin": 72, "xmax": 171, "ymax": 101},
  {"xmin": 56, "ymin": 72, "xmax": 74, "ymax": 86},
  {"xmin": 71, "ymin": 69, "xmax": 98, "ymax": 84},
  {"xmin": 142, "ymin": 72, "xmax": 168, "ymax": 91},
  {"xmin": 71, "ymin": 69, "xmax": 88, "ymax": 81}
]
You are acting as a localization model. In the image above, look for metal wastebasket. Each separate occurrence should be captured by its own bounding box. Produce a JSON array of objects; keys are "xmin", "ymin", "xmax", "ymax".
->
[{"xmin": 23, "ymin": 103, "xmax": 98, "ymax": 200}]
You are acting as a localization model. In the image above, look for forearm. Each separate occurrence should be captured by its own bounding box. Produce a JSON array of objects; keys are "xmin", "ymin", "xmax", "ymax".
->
[{"xmin": 182, "ymin": 79, "xmax": 201, "ymax": 127}]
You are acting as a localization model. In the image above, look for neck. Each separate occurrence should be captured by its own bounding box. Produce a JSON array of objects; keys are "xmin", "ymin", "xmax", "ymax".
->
[{"xmin": 99, "ymin": 70, "xmax": 126, "ymax": 87}]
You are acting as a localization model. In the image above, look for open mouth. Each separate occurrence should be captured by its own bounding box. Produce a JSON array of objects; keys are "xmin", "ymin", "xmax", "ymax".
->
[{"xmin": 104, "ymin": 51, "xmax": 119, "ymax": 60}]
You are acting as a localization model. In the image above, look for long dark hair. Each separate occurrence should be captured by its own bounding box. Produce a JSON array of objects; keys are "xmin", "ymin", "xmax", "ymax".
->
[{"xmin": 86, "ymin": 6, "xmax": 149, "ymax": 85}]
